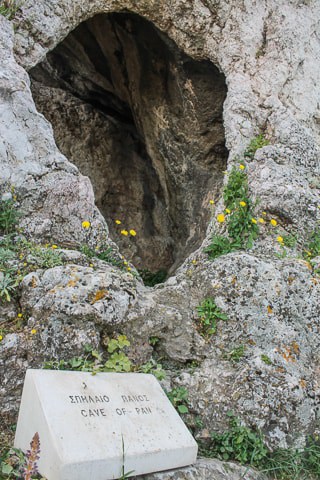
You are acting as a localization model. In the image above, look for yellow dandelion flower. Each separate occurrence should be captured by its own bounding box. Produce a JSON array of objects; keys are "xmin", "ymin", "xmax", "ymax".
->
[
  {"xmin": 225, "ymin": 208, "xmax": 231, "ymax": 214},
  {"xmin": 0, "ymin": 335, "xmax": 3, "ymax": 341},
  {"xmin": 251, "ymin": 218, "xmax": 257, "ymax": 224},
  {"xmin": 239, "ymin": 164, "xmax": 245, "ymax": 170},
  {"xmin": 17, "ymin": 313, "xmax": 23, "ymax": 318},
  {"xmin": 82, "ymin": 220, "xmax": 91, "ymax": 229},
  {"xmin": 129, "ymin": 229, "xmax": 137, "ymax": 236},
  {"xmin": 127, "ymin": 267, "xmax": 131, "ymax": 272},
  {"xmin": 217, "ymin": 213, "xmax": 225, "ymax": 223},
  {"xmin": 123, "ymin": 261, "xmax": 128, "ymax": 266},
  {"xmin": 51, "ymin": 244, "xmax": 58, "ymax": 249},
  {"xmin": 121, "ymin": 230, "xmax": 128, "ymax": 236},
  {"xmin": 258, "ymin": 218, "xmax": 265, "ymax": 224},
  {"xmin": 270, "ymin": 219, "xmax": 277, "ymax": 227},
  {"xmin": 277, "ymin": 236, "xmax": 284, "ymax": 244},
  {"xmin": 115, "ymin": 219, "xmax": 122, "ymax": 225},
  {"xmin": 239, "ymin": 201, "xmax": 247, "ymax": 207},
  {"xmin": 31, "ymin": 329, "xmax": 37, "ymax": 335},
  {"xmin": 209, "ymin": 199, "xmax": 215, "ymax": 205},
  {"xmin": 262, "ymin": 211, "xmax": 267, "ymax": 216}
]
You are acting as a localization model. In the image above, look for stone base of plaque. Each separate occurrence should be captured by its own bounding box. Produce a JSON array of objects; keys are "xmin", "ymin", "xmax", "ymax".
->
[{"xmin": 14, "ymin": 370, "xmax": 197, "ymax": 480}]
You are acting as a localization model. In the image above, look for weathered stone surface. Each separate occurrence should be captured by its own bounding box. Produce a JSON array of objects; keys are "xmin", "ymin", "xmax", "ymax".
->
[
  {"xmin": 0, "ymin": 16, "xmax": 107, "ymax": 248},
  {"xmin": 0, "ymin": 0, "xmax": 319, "ymax": 459},
  {"xmin": 139, "ymin": 458, "xmax": 265, "ymax": 480},
  {"xmin": 29, "ymin": 12, "xmax": 227, "ymax": 273}
]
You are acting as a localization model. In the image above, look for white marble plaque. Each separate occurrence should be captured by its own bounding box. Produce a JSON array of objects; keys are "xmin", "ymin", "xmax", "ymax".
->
[{"xmin": 14, "ymin": 369, "xmax": 198, "ymax": 480}]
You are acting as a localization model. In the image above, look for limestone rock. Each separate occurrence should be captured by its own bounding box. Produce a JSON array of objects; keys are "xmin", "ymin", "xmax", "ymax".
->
[
  {"xmin": 0, "ymin": 0, "xmax": 319, "ymax": 457},
  {"xmin": 139, "ymin": 458, "xmax": 265, "ymax": 480}
]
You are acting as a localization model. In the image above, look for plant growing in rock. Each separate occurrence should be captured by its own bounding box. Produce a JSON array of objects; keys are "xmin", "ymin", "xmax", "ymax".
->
[
  {"xmin": 244, "ymin": 133, "xmax": 269, "ymax": 160},
  {"xmin": 0, "ymin": 0, "xmax": 23, "ymax": 20},
  {"xmin": 166, "ymin": 387, "xmax": 189, "ymax": 414},
  {"xmin": 206, "ymin": 164, "xmax": 259, "ymax": 260},
  {"xmin": 43, "ymin": 335, "xmax": 165, "ymax": 380},
  {"xmin": 303, "ymin": 227, "xmax": 320, "ymax": 260},
  {"xmin": 224, "ymin": 345, "xmax": 246, "ymax": 363},
  {"xmin": 138, "ymin": 268, "xmax": 167, "ymax": 287},
  {"xmin": 204, "ymin": 412, "xmax": 268, "ymax": 466},
  {"xmin": 0, "ymin": 197, "xmax": 19, "ymax": 235},
  {"xmin": 0, "ymin": 432, "xmax": 43, "ymax": 480},
  {"xmin": 0, "ymin": 271, "xmax": 18, "ymax": 302},
  {"xmin": 196, "ymin": 297, "xmax": 228, "ymax": 337}
]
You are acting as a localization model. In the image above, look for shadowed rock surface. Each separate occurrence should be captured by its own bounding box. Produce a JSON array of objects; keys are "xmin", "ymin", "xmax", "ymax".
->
[{"xmin": 30, "ymin": 13, "xmax": 228, "ymax": 273}]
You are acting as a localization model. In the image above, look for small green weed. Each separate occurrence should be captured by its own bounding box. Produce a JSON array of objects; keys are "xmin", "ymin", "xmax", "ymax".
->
[
  {"xmin": 225, "ymin": 345, "xmax": 246, "ymax": 363},
  {"xmin": 204, "ymin": 412, "xmax": 268, "ymax": 466},
  {"xmin": 149, "ymin": 336, "xmax": 160, "ymax": 346},
  {"xmin": 138, "ymin": 269, "xmax": 167, "ymax": 287},
  {"xmin": 0, "ymin": 199, "xmax": 19, "ymax": 235},
  {"xmin": 282, "ymin": 234, "xmax": 297, "ymax": 248},
  {"xmin": 167, "ymin": 387, "xmax": 189, "ymax": 414},
  {"xmin": 303, "ymin": 228, "xmax": 320, "ymax": 260},
  {"xmin": 0, "ymin": 0, "xmax": 23, "ymax": 20},
  {"xmin": 138, "ymin": 358, "xmax": 166, "ymax": 381},
  {"xmin": 81, "ymin": 244, "xmax": 123, "ymax": 268},
  {"xmin": 205, "ymin": 236, "xmax": 234, "ymax": 260},
  {"xmin": 196, "ymin": 298, "xmax": 228, "ymax": 337},
  {"xmin": 261, "ymin": 354, "xmax": 273, "ymax": 365},
  {"xmin": 200, "ymin": 412, "xmax": 320, "ymax": 480},
  {"xmin": 0, "ymin": 271, "xmax": 18, "ymax": 303},
  {"xmin": 244, "ymin": 134, "xmax": 269, "ymax": 160},
  {"xmin": 43, "ymin": 335, "xmax": 165, "ymax": 380}
]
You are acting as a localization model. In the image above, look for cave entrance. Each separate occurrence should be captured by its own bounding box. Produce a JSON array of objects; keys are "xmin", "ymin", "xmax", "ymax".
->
[{"xmin": 30, "ymin": 12, "xmax": 228, "ymax": 275}]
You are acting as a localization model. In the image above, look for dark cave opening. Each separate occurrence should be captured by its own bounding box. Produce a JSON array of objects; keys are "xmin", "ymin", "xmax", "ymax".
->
[{"xmin": 30, "ymin": 12, "xmax": 228, "ymax": 274}]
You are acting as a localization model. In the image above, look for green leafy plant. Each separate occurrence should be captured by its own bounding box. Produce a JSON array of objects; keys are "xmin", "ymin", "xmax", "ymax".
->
[
  {"xmin": 138, "ymin": 359, "xmax": 165, "ymax": 381},
  {"xmin": 81, "ymin": 244, "xmax": 123, "ymax": 268},
  {"xmin": 261, "ymin": 354, "xmax": 273, "ymax": 365},
  {"xmin": 43, "ymin": 335, "xmax": 165, "ymax": 379},
  {"xmin": 200, "ymin": 412, "xmax": 320, "ymax": 480},
  {"xmin": 167, "ymin": 387, "xmax": 189, "ymax": 414},
  {"xmin": 0, "ymin": 0, "xmax": 23, "ymax": 20},
  {"xmin": 303, "ymin": 228, "xmax": 320, "ymax": 260},
  {"xmin": 196, "ymin": 298, "xmax": 228, "ymax": 337},
  {"xmin": 0, "ymin": 199, "xmax": 19, "ymax": 235},
  {"xmin": 205, "ymin": 235, "xmax": 234, "ymax": 260},
  {"xmin": 206, "ymin": 164, "xmax": 259, "ymax": 260},
  {"xmin": 206, "ymin": 412, "xmax": 268, "ymax": 466},
  {"xmin": 138, "ymin": 269, "xmax": 167, "ymax": 287},
  {"xmin": 282, "ymin": 234, "xmax": 297, "ymax": 248},
  {"xmin": 225, "ymin": 345, "xmax": 246, "ymax": 363},
  {"xmin": 0, "ymin": 271, "xmax": 18, "ymax": 302},
  {"xmin": 244, "ymin": 134, "xmax": 269, "ymax": 160},
  {"xmin": 27, "ymin": 246, "xmax": 63, "ymax": 269}
]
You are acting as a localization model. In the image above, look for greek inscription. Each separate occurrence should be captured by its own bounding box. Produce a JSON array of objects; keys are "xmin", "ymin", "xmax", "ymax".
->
[
  {"xmin": 121, "ymin": 394, "xmax": 149, "ymax": 403},
  {"xmin": 69, "ymin": 394, "xmax": 110, "ymax": 404}
]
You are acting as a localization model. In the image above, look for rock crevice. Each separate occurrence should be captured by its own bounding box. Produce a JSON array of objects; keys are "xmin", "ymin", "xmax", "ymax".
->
[{"xmin": 30, "ymin": 12, "xmax": 228, "ymax": 272}]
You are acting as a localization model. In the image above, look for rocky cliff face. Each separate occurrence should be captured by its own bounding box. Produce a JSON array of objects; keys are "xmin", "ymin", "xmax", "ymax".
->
[{"xmin": 0, "ymin": 1, "xmax": 320, "ymax": 477}]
